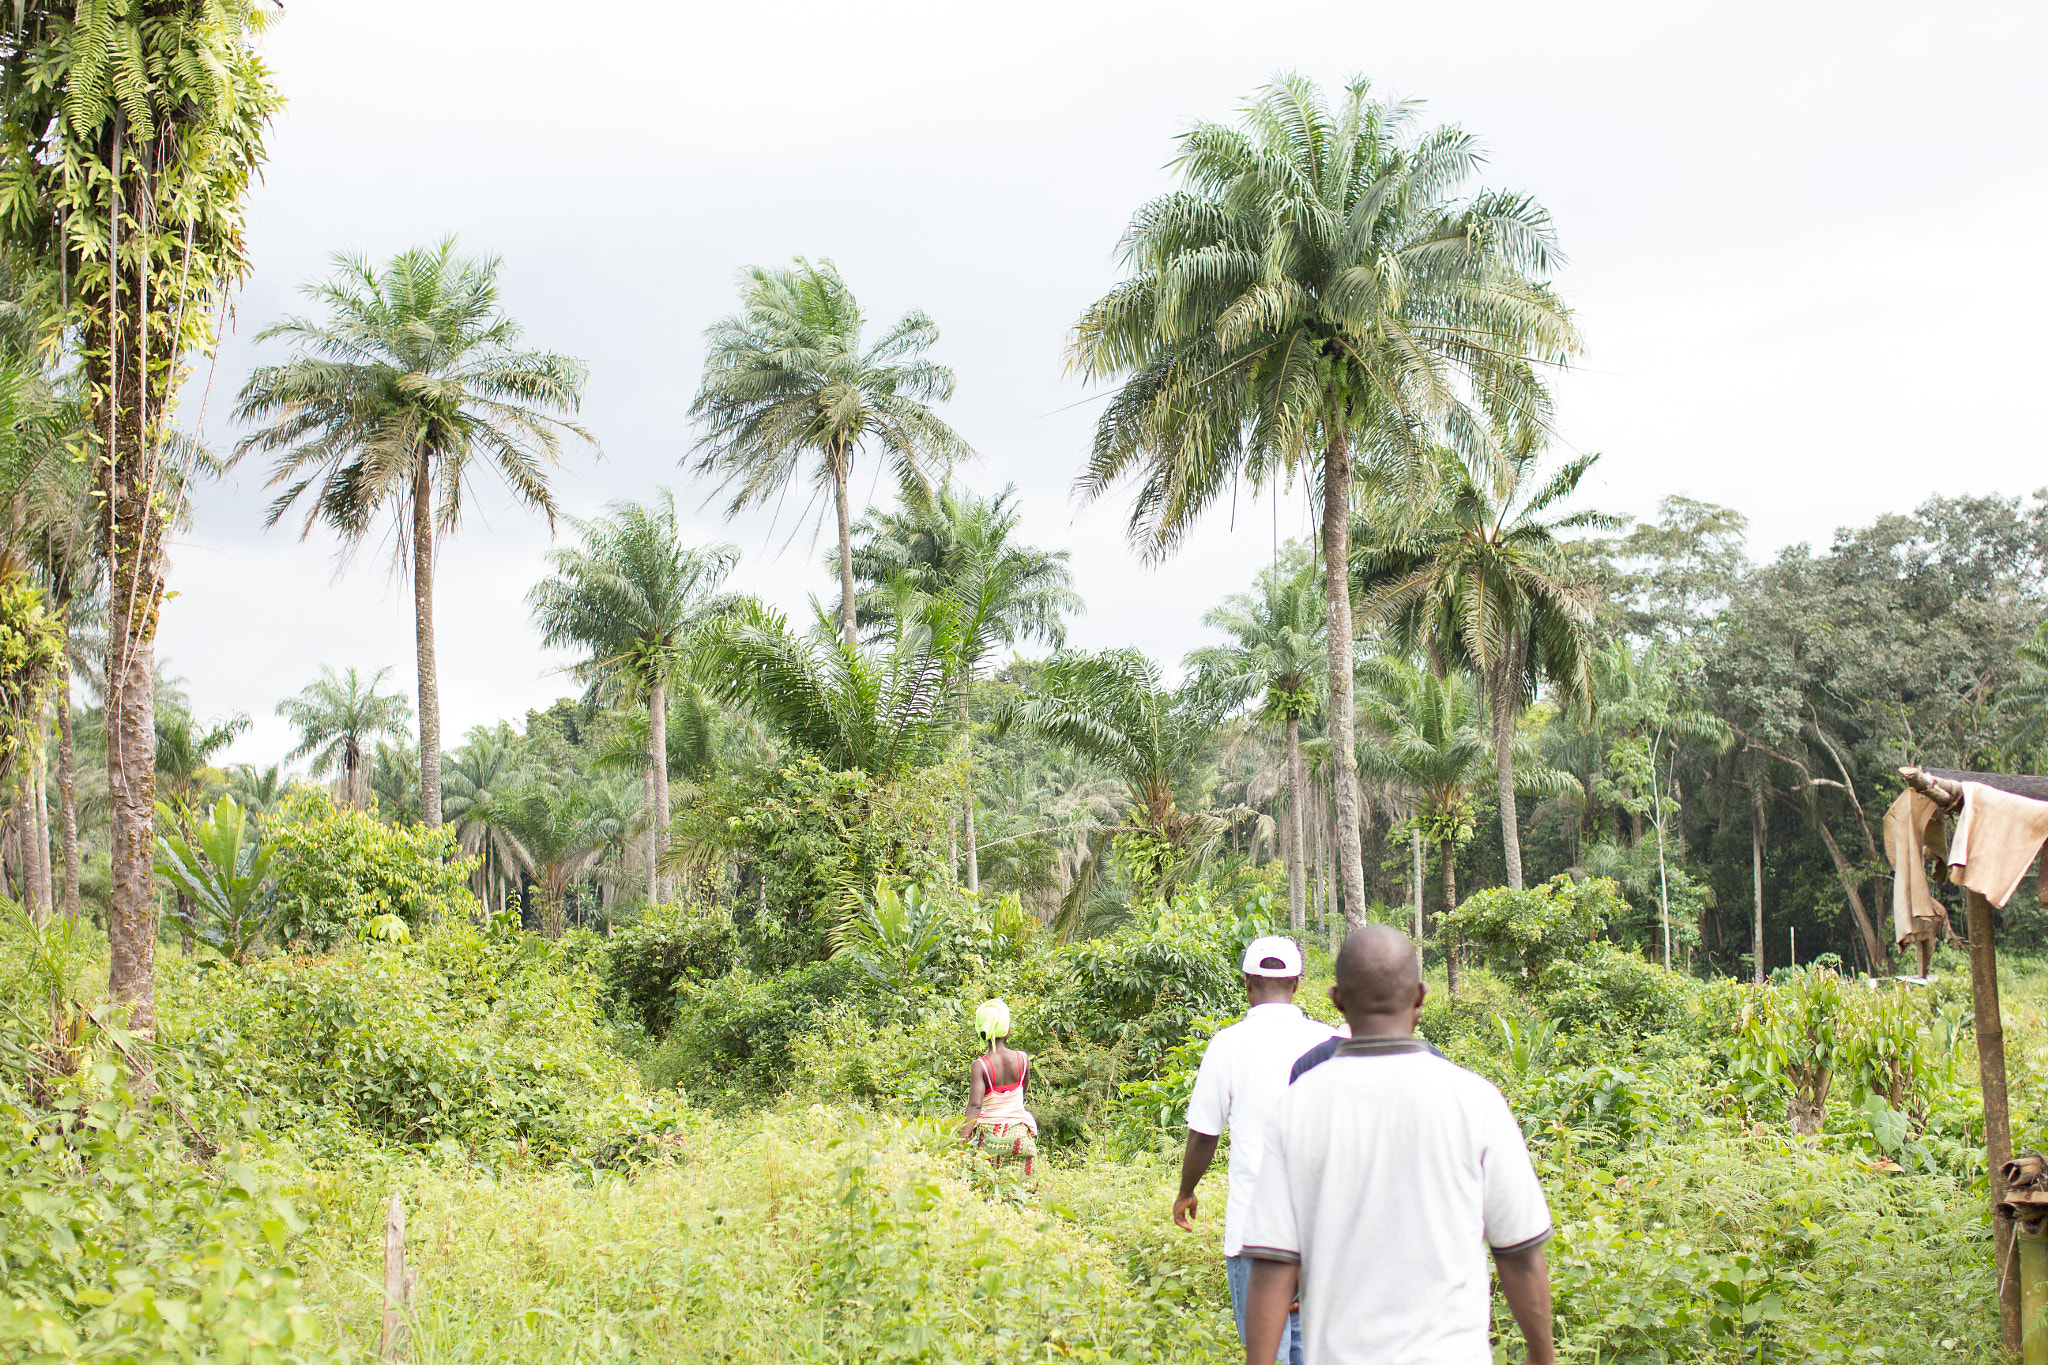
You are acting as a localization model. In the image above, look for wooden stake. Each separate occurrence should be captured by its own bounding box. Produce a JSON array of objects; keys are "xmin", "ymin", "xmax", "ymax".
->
[
  {"xmin": 1966, "ymin": 889, "xmax": 2022, "ymax": 1351},
  {"xmin": 380, "ymin": 1191, "xmax": 416, "ymax": 1359}
]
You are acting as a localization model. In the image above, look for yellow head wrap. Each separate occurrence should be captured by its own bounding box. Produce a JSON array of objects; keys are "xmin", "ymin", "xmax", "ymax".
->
[{"xmin": 975, "ymin": 998, "xmax": 1011, "ymax": 1044}]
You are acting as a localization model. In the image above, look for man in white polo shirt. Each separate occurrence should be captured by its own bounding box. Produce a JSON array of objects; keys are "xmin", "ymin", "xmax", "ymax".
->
[
  {"xmin": 1173, "ymin": 934, "xmax": 1335, "ymax": 1365},
  {"xmin": 1240, "ymin": 925, "xmax": 1555, "ymax": 1365}
]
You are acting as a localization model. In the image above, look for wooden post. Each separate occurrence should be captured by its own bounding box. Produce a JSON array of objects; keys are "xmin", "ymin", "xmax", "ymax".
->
[
  {"xmin": 380, "ymin": 1191, "xmax": 416, "ymax": 1359},
  {"xmin": 1966, "ymin": 889, "xmax": 2022, "ymax": 1351}
]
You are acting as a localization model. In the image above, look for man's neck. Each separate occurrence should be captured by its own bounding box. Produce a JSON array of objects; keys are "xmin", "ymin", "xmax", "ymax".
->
[{"xmin": 1346, "ymin": 1016, "xmax": 1415, "ymax": 1039}]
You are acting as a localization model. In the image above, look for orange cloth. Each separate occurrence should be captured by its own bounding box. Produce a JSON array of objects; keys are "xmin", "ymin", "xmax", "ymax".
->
[
  {"xmin": 1948, "ymin": 782, "xmax": 2048, "ymax": 910},
  {"xmin": 1884, "ymin": 790, "xmax": 1946, "ymax": 946}
]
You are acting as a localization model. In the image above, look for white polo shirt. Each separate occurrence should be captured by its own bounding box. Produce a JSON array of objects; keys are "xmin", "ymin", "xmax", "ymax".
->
[
  {"xmin": 1242, "ymin": 1038, "xmax": 1552, "ymax": 1365},
  {"xmin": 1184, "ymin": 1002, "xmax": 1336, "ymax": 1256}
]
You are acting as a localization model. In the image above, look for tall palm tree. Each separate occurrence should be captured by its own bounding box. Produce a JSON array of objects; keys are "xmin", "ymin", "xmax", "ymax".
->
[
  {"xmin": 442, "ymin": 722, "xmax": 525, "ymax": 917},
  {"xmin": 528, "ymin": 489, "xmax": 736, "ymax": 901},
  {"xmin": 1358, "ymin": 441, "xmax": 1609, "ymax": 891},
  {"xmin": 688, "ymin": 258, "xmax": 972, "ymax": 646},
  {"xmin": 1356, "ymin": 656, "xmax": 1488, "ymax": 992},
  {"xmin": 996, "ymin": 648, "xmax": 1236, "ymax": 903},
  {"xmin": 1186, "ymin": 562, "xmax": 1325, "ymax": 928},
  {"xmin": 275, "ymin": 665, "xmax": 413, "ymax": 812},
  {"xmin": 0, "ymin": 0, "xmax": 283, "ymax": 1028},
  {"xmin": 477, "ymin": 781, "xmax": 600, "ymax": 939},
  {"xmin": 233, "ymin": 240, "xmax": 594, "ymax": 829},
  {"xmin": 696, "ymin": 591, "xmax": 961, "ymax": 779},
  {"xmin": 154, "ymin": 709, "xmax": 250, "ymax": 815},
  {"xmin": 851, "ymin": 484, "xmax": 1082, "ymax": 891},
  {"xmin": 1069, "ymin": 73, "xmax": 1577, "ymax": 928}
]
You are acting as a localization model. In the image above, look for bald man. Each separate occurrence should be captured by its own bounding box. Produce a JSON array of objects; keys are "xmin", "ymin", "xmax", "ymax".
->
[{"xmin": 1237, "ymin": 926, "xmax": 1556, "ymax": 1365}]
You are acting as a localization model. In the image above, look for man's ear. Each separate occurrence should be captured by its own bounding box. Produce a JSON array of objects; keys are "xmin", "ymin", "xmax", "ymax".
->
[
  {"xmin": 1413, "ymin": 982, "xmax": 1428, "ymax": 1009},
  {"xmin": 1329, "ymin": 983, "xmax": 1347, "ymax": 1014}
]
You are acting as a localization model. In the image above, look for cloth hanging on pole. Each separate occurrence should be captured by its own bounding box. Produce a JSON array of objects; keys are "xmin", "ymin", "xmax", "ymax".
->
[
  {"xmin": 1948, "ymin": 782, "xmax": 2048, "ymax": 909},
  {"xmin": 1883, "ymin": 789, "xmax": 1949, "ymax": 947}
]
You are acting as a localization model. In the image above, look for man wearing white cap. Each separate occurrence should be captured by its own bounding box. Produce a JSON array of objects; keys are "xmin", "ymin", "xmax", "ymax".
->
[{"xmin": 1173, "ymin": 934, "xmax": 1334, "ymax": 1365}]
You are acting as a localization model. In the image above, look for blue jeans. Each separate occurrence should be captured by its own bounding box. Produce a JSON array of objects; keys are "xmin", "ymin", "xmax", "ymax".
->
[{"xmin": 1225, "ymin": 1254, "xmax": 1303, "ymax": 1365}]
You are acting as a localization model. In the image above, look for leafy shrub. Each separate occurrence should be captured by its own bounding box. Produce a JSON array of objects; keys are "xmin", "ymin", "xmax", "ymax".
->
[
  {"xmin": 264, "ymin": 788, "xmax": 477, "ymax": 948},
  {"xmin": 602, "ymin": 901, "xmax": 741, "ymax": 1035},
  {"xmin": 652, "ymin": 958, "xmax": 882, "ymax": 1100},
  {"xmin": 1538, "ymin": 941, "xmax": 1692, "ymax": 1037},
  {"xmin": 163, "ymin": 925, "xmax": 681, "ymax": 1161},
  {"xmin": 1440, "ymin": 874, "xmax": 1621, "ymax": 980},
  {"xmin": 672, "ymin": 756, "xmax": 962, "ymax": 970},
  {"xmin": 0, "ymin": 1041, "xmax": 330, "ymax": 1362}
]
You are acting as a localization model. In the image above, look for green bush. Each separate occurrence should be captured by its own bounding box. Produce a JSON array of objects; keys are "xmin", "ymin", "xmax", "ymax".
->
[
  {"xmin": 1440, "ymin": 874, "xmax": 1621, "ymax": 980},
  {"xmin": 652, "ymin": 958, "xmax": 882, "ymax": 1101},
  {"xmin": 602, "ymin": 901, "xmax": 741, "ymax": 1034},
  {"xmin": 264, "ymin": 787, "xmax": 478, "ymax": 949},
  {"xmin": 163, "ymin": 924, "xmax": 681, "ymax": 1162},
  {"xmin": 1538, "ymin": 941, "xmax": 1693, "ymax": 1037},
  {"xmin": 0, "ymin": 1042, "xmax": 331, "ymax": 1362}
]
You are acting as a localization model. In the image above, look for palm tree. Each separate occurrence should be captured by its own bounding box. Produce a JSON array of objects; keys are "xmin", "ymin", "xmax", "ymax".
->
[
  {"xmin": 233, "ymin": 240, "xmax": 594, "ymax": 829},
  {"xmin": 442, "ymin": 722, "xmax": 526, "ymax": 917},
  {"xmin": 154, "ymin": 709, "xmax": 250, "ymax": 815},
  {"xmin": 370, "ymin": 740, "xmax": 420, "ymax": 824},
  {"xmin": 225, "ymin": 763, "xmax": 287, "ymax": 823},
  {"xmin": 1356, "ymin": 656, "xmax": 1488, "ymax": 992},
  {"xmin": 688, "ymin": 258, "xmax": 972, "ymax": 645},
  {"xmin": 996, "ymin": 649, "xmax": 1236, "ymax": 903},
  {"xmin": 528, "ymin": 490, "xmax": 737, "ymax": 901},
  {"xmin": 0, "ymin": 0, "xmax": 282, "ymax": 1028},
  {"xmin": 1069, "ymin": 73, "xmax": 1577, "ymax": 928},
  {"xmin": 697, "ymin": 592, "xmax": 961, "ymax": 779},
  {"xmin": 1357, "ymin": 441, "xmax": 1610, "ymax": 890},
  {"xmin": 851, "ymin": 484, "xmax": 1082, "ymax": 890},
  {"xmin": 275, "ymin": 665, "xmax": 413, "ymax": 812},
  {"xmin": 1186, "ymin": 562, "xmax": 1325, "ymax": 928},
  {"xmin": 477, "ymin": 781, "xmax": 600, "ymax": 939}
]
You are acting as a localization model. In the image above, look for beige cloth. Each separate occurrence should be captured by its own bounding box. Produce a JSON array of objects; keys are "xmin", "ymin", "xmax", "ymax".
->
[
  {"xmin": 1948, "ymin": 781, "xmax": 2048, "ymax": 909},
  {"xmin": 1884, "ymin": 790, "xmax": 1948, "ymax": 946}
]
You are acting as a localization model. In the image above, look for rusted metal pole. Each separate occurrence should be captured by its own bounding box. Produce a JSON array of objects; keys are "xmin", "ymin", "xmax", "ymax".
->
[{"xmin": 1966, "ymin": 889, "xmax": 2021, "ymax": 1351}]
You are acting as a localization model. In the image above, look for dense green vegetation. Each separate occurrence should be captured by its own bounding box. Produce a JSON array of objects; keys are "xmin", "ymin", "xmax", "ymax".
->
[{"xmin": 0, "ymin": 26, "xmax": 2035, "ymax": 1363}]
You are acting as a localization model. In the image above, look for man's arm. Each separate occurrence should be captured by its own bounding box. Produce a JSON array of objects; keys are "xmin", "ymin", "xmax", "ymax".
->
[
  {"xmin": 1172, "ymin": 1129, "xmax": 1220, "ymax": 1230},
  {"xmin": 1492, "ymin": 1243, "xmax": 1554, "ymax": 1365},
  {"xmin": 1242, "ymin": 1257, "xmax": 1297, "ymax": 1365}
]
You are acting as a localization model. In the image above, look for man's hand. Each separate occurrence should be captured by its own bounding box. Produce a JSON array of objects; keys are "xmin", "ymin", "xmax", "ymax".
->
[
  {"xmin": 1174, "ymin": 1130, "xmax": 1219, "ymax": 1230},
  {"xmin": 1492, "ymin": 1242, "xmax": 1555, "ymax": 1365}
]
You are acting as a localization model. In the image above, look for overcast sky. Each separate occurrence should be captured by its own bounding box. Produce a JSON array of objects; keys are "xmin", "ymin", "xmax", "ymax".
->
[{"xmin": 164, "ymin": 0, "xmax": 2048, "ymax": 769}]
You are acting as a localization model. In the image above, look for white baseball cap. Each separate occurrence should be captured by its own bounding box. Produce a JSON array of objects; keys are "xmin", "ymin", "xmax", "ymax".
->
[{"xmin": 1241, "ymin": 935, "xmax": 1304, "ymax": 978}]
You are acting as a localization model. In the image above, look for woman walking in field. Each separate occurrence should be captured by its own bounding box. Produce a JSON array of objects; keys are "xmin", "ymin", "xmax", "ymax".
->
[{"xmin": 962, "ymin": 999, "xmax": 1038, "ymax": 1181}]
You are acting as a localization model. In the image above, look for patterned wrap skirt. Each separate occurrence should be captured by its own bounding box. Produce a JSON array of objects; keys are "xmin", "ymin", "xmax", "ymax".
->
[{"xmin": 971, "ymin": 1121, "xmax": 1037, "ymax": 1177}]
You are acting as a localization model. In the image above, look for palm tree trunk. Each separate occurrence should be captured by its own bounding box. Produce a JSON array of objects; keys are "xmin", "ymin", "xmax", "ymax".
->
[
  {"xmin": 1490, "ymin": 663, "xmax": 1525, "ymax": 892},
  {"xmin": 649, "ymin": 676, "xmax": 670, "ymax": 901},
  {"xmin": 33, "ymin": 749, "xmax": 53, "ymax": 926},
  {"xmin": 831, "ymin": 442, "xmax": 858, "ymax": 648},
  {"xmin": 14, "ymin": 771, "xmax": 41, "ymax": 923},
  {"xmin": 1284, "ymin": 713, "xmax": 1305, "ymax": 931},
  {"xmin": 55, "ymin": 663, "xmax": 80, "ymax": 924},
  {"xmin": 1411, "ymin": 826, "xmax": 1424, "ymax": 940},
  {"xmin": 960, "ymin": 686, "xmax": 979, "ymax": 894},
  {"xmin": 643, "ymin": 762, "xmax": 658, "ymax": 905},
  {"xmin": 1441, "ymin": 836, "xmax": 1460, "ymax": 999},
  {"xmin": 412, "ymin": 463, "xmax": 443, "ymax": 828},
  {"xmin": 346, "ymin": 739, "xmax": 362, "ymax": 811},
  {"xmin": 1320, "ymin": 418, "xmax": 1367, "ymax": 925}
]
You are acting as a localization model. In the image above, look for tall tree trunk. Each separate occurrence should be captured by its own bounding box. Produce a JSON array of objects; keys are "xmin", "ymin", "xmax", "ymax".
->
[
  {"xmin": 1811, "ymin": 814, "xmax": 1889, "ymax": 976},
  {"xmin": 1751, "ymin": 802, "xmax": 1766, "ymax": 987},
  {"xmin": 1320, "ymin": 419, "xmax": 1367, "ymax": 924},
  {"xmin": 1411, "ymin": 826, "xmax": 1424, "ymax": 940},
  {"xmin": 33, "ymin": 751, "xmax": 53, "ymax": 925},
  {"xmin": 1490, "ymin": 662, "xmax": 1525, "ymax": 892},
  {"xmin": 412, "ymin": 465, "xmax": 443, "ymax": 828},
  {"xmin": 13, "ymin": 774, "xmax": 40, "ymax": 923},
  {"xmin": 55, "ymin": 662, "xmax": 79, "ymax": 924},
  {"xmin": 643, "ymin": 761, "xmax": 657, "ymax": 905},
  {"xmin": 649, "ymin": 676, "xmax": 670, "ymax": 902},
  {"xmin": 960, "ymin": 687, "xmax": 979, "ymax": 894},
  {"xmin": 1441, "ymin": 835, "xmax": 1460, "ymax": 999},
  {"xmin": 1284, "ymin": 713, "xmax": 1305, "ymax": 930},
  {"xmin": 346, "ymin": 740, "xmax": 362, "ymax": 811},
  {"xmin": 831, "ymin": 442, "xmax": 857, "ymax": 648}
]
